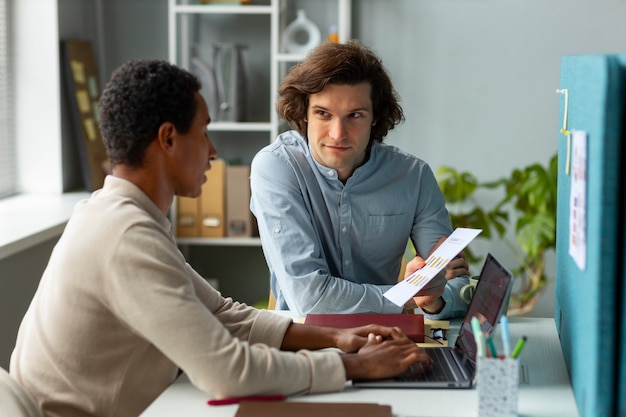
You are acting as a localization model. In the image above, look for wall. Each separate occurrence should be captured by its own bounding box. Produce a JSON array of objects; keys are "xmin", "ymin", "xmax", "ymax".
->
[
  {"xmin": 354, "ymin": 0, "xmax": 626, "ymax": 179},
  {"xmin": 0, "ymin": 238, "xmax": 58, "ymax": 369},
  {"xmin": 352, "ymin": 0, "xmax": 626, "ymax": 316}
]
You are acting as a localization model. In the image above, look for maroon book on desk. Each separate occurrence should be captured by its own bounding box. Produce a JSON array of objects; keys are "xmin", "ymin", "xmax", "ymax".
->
[{"xmin": 304, "ymin": 314, "xmax": 424, "ymax": 343}]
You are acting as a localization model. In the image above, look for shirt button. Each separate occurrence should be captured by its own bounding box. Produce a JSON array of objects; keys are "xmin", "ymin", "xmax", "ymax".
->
[
  {"xmin": 328, "ymin": 170, "xmax": 335, "ymax": 177},
  {"xmin": 344, "ymin": 260, "xmax": 350, "ymax": 266},
  {"xmin": 342, "ymin": 226, "xmax": 347, "ymax": 233},
  {"xmin": 273, "ymin": 226, "xmax": 281, "ymax": 234}
]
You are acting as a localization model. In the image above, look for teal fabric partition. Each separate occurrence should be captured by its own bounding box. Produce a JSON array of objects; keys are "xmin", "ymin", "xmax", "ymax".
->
[
  {"xmin": 617, "ymin": 54, "xmax": 626, "ymax": 417},
  {"xmin": 555, "ymin": 54, "xmax": 625, "ymax": 417}
]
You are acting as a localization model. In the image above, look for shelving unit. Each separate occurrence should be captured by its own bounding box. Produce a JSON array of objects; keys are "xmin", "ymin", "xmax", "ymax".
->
[{"xmin": 167, "ymin": 0, "xmax": 351, "ymax": 303}]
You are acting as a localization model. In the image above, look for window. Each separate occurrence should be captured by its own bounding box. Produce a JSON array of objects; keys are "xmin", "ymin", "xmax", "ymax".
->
[{"xmin": 0, "ymin": 0, "xmax": 15, "ymax": 199}]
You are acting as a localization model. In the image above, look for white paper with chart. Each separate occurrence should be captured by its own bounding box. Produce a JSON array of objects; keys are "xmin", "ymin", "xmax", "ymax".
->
[{"xmin": 384, "ymin": 228, "xmax": 482, "ymax": 306}]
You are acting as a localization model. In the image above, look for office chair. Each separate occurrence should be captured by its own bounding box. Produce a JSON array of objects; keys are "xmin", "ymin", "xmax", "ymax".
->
[{"xmin": 0, "ymin": 367, "xmax": 43, "ymax": 417}]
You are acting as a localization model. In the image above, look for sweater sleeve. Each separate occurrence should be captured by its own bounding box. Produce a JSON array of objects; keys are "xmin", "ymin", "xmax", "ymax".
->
[{"xmin": 104, "ymin": 224, "xmax": 346, "ymax": 398}]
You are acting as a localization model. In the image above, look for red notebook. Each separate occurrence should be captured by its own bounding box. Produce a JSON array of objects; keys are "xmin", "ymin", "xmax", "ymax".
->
[{"xmin": 304, "ymin": 314, "xmax": 424, "ymax": 343}]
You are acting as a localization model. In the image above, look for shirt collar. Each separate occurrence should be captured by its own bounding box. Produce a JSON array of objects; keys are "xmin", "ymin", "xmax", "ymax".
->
[{"xmin": 306, "ymin": 140, "xmax": 379, "ymax": 182}]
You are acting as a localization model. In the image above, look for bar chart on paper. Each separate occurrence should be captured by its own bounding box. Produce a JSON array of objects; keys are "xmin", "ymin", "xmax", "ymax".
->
[{"xmin": 384, "ymin": 228, "xmax": 482, "ymax": 306}]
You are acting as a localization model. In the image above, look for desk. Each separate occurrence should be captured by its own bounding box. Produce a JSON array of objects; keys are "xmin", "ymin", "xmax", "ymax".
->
[{"xmin": 140, "ymin": 317, "xmax": 579, "ymax": 417}]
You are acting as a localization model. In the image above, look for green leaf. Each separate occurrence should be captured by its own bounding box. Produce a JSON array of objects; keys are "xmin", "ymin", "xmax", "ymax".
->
[
  {"xmin": 437, "ymin": 166, "xmax": 478, "ymax": 203},
  {"xmin": 436, "ymin": 153, "xmax": 558, "ymax": 311},
  {"xmin": 516, "ymin": 213, "xmax": 556, "ymax": 258}
]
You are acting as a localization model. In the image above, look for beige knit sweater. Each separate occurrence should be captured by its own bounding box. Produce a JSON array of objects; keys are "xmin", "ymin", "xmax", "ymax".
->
[{"xmin": 10, "ymin": 176, "xmax": 345, "ymax": 417}]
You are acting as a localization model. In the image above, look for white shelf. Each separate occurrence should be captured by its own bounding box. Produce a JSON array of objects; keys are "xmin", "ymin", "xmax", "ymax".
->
[
  {"xmin": 276, "ymin": 52, "xmax": 306, "ymax": 62},
  {"xmin": 169, "ymin": 0, "xmax": 351, "ymax": 247},
  {"xmin": 172, "ymin": 4, "xmax": 272, "ymax": 15},
  {"xmin": 209, "ymin": 121, "xmax": 272, "ymax": 132}
]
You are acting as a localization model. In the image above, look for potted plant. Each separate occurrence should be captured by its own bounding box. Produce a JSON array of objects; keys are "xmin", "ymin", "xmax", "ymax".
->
[{"xmin": 436, "ymin": 154, "xmax": 558, "ymax": 315}]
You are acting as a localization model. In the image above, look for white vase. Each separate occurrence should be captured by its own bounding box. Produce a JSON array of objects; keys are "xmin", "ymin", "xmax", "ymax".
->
[{"xmin": 282, "ymin": 9, "xmax": 321, "ymax": 55}]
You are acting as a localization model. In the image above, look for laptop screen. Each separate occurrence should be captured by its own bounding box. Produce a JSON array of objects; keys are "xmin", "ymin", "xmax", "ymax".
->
[{"xmin": 454, "ymin": 253, "xmax": 513, "ymax": 362}]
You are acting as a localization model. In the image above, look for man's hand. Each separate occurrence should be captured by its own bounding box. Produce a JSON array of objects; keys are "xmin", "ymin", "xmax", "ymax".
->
[
  {"xmin": 444, "ymin": 251, "xmax": 470, "ymax": 279},
  {"xmin": 415, "ymin": 237, "xmax": 471, "ymax": 281},
  {"xmin": 403, "ymin": 271, "xmax": 447, "ymax": 312},
  {"xmin": 404, "ymin": 255, "xmax": 427, "ymax": 277},
  {"xmin": 402, "ymin": 254, "xmax": 446, "ymax": 311},
  {"xmin": 400, "ymin": 240, "xmax": 470, "ymax": 313},
  {"xmin": 341, "ymin": 328, "xmax": 431, "ymax": 381},
  {"xmin": 333, "ymin": 324, "xmax": 407, "ymax": 353},
  {"xmin": 281, "ymin": 323, "xmax": 411, "ymax": 354}
]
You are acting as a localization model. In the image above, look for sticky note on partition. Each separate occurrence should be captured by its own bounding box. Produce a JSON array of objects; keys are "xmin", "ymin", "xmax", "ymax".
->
[{"xmin": 384, "ymin": 228, "xmax": 482, "ymax": 307}]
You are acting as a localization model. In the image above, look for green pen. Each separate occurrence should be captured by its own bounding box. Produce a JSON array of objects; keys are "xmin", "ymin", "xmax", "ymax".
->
[
  {"xmin": 510, "ymin": 336, "xmax": 527, "ymax": 359},
  {"xmin": 486, "ymin": 337, "xmax": 498, "ymax": 358}
]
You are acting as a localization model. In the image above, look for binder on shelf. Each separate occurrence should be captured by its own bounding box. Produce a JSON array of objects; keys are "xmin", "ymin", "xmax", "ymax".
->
[
  {"xmin": 200, "ymin": 158, "xmax": 226, "ymax": 238},
  {"xmin": 226, "ymin": 165, "xmax": 254, "ymax": 237},
  {"xmin": 176, "ymin": 196, "xmax": 200, "ymax": 237}
]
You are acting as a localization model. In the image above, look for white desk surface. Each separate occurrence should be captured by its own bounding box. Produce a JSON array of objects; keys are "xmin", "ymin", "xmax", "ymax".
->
[{"xmin": 140, "ymin": 317, "xmax": 579, "ymax": 417}]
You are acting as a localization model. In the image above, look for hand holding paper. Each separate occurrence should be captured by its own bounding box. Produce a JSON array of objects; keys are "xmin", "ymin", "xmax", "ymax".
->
[{"xmin": 384, "ymin": 228, "xmax": 482, "ymax": 307}]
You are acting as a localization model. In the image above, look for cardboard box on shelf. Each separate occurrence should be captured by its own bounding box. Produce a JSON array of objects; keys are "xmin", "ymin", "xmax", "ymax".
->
[
  {"xmin": 176, "ymin": 196, "xmax": 200, "ymax": 237},
  {"xmin": 226, "ymin": 165, "xmax": 254, "ymax": 237},
  {"xmin": 176, "ymin": 159, "xmax": 259, "ymax": 239},
  {"xmin": 200, "ymin": 158, "xmax": 226, "ymax": 238}
]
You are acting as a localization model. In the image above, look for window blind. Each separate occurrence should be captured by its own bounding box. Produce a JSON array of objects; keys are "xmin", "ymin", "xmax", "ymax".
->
[{"xmin": 0, "ymin": 0, "xmax": 15, "ymax": 199}]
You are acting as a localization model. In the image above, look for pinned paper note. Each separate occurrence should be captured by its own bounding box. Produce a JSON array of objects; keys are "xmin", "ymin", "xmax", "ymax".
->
[
  {"xmin": 70, "ymin": 60, "xmax": 86, "ymax": 84},
  {"xmin": 568, "ymin": 130, "xmax": 587, "ymax": 270},
  {"xmin": 384, "ymin": 228, "xmax": 482, "ymax": 307},
  {"xmin": 75, "ymin": 90, "xmax": 91, "ymax": 114}
]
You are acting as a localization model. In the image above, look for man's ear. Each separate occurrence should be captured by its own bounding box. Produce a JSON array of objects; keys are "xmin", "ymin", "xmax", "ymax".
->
[{"xmin": 157, "ymin": 122, "xmax": 176, "ymax": 153}]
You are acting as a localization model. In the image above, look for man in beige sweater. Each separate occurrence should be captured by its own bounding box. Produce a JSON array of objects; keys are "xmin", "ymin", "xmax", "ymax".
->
[{"xmin": 10, "ymin": 60, "xmax": 430, "ymax": 417}]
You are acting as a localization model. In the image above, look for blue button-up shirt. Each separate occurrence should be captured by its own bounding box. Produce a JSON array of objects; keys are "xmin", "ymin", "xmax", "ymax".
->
[{"xmin": 250, "ymin": 131, "xmax": 468, "ymax": 319}]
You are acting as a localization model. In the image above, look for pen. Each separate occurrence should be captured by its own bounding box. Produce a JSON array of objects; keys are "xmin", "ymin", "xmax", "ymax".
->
[
  {"xmin": 500, "ymin": 315, "xmax": 511, "ymax": 357},
  {"xmin": 470, "ymin": 316, "xmax": 485, "ymax": 358},
  {"xmin": 510, "ymin": 336, "xmax": 527, "ymax": 359},
  {"xmin": 486, "ymin": 337, "xmax": 498, "ymax": 358},
  {"xmin": 207, "ymin": 394, "xmax": 287, "ymax": 406}
]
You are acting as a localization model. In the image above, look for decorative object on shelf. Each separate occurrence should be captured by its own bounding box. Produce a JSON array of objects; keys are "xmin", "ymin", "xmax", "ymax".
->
[
  {"xmin": 436, "ymin": 154, "xmax": 558, "ymax": 315},
  {"xmin": 190, "ymin": 43, "xmax": 249, "ymax": 122},
  {"xmin": 282, "ymin": 9, "xmax": 321, "ymax": 55},
  {"xmin": 327, "ymin": 24, "xmax": 339, "ymax": 43}
]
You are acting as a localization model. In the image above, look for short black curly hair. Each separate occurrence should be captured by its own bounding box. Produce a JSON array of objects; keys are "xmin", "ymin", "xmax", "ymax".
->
[
  {"xmin": 99, "ymin": 59, "xmax": 201, "ymax": 167},
  {"xmin": 276, "ymin": 40, "xmax": 404, "ymax": 143}
]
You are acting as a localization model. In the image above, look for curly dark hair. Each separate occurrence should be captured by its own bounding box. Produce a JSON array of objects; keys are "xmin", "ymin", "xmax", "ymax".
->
[
  {"xmin": 99, "ymin": 59, "xmax": 201, "ymax": 167},
  {"xmin": 276, "ymin": 40, "xmax": 404, "ymax": 143}
]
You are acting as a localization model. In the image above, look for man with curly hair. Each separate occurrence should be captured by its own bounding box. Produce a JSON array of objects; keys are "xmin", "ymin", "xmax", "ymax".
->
[
  {"xmin": 10, "ymin": 59, "xmax": 430, "ymax": 417},
  {"xmin": 251, "ymin": 40, "xmax": 470, "ymax": 318}
]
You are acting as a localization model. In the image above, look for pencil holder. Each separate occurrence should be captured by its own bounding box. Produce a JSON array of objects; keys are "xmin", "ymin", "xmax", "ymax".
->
[{"xmin": 476, "ymin": 357, "xmax": 519, "ymax": 417}]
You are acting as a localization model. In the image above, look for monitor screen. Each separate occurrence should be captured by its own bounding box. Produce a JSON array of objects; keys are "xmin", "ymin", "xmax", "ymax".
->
[{"xmin": 455, "ymin": 253, "xmax": 513, "ymax": 362}]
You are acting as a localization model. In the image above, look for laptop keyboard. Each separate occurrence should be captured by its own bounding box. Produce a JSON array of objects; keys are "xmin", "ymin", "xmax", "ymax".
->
[{"xmin": 397, "ymin": 348, "xmax": 458, "ymax": 382}]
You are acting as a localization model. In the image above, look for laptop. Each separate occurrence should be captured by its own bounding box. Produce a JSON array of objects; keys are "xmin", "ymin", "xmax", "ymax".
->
[{"xmin": 353, "ymin": 253, "xmax": 514, "ymax": 389}]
